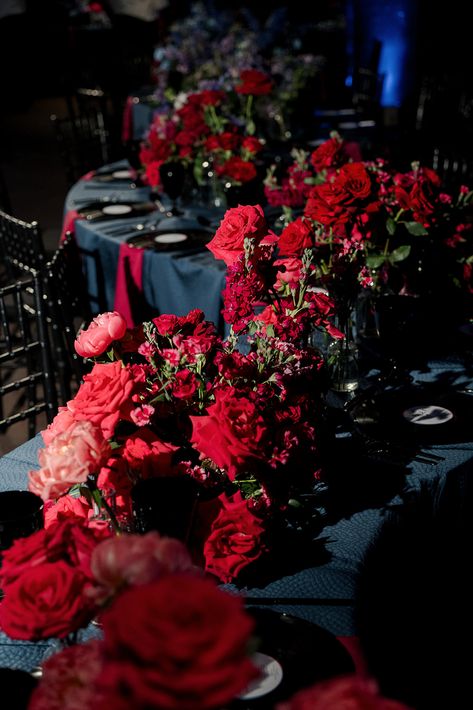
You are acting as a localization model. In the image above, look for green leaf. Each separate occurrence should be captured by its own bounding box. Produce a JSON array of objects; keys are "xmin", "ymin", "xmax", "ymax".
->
[
  {"xmin": 366, "ymin": 254, "xmax": 386, "ymax": 269},
  {"xmin": 404, "ymin": 221, "xmax": 428, "ymax": 236},
  {"xmin": 386, "ymin": 217, "xmax": 397, "ymax": 236},
  {"xmin": 389, "ymin": 244, "xmax": 411, "ymax": 263}
]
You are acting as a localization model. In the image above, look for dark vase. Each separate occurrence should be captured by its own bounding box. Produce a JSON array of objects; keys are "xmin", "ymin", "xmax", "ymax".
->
[
  {"xmin": 0, "ymin": 490, "xmax": 43, "ymax": 551},
  {"xmin": 131, "ymin": 475, "xmax": 199, "ymax": 542}
]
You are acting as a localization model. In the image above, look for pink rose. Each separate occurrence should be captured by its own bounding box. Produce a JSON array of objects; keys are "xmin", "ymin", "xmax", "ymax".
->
[
  {"xmin": 90, "ymin": 531, "xmax": 195, "ymax": 603},
  {"xmin": 207, "ymin": 205, "xmax": 267, "ymax": 265},
  {"xmin": 28, "ymin": 421, "xmax": 111, "ymax": 501},
  {"xmin": 75, "ymin": 312, "xmax": 127, "ymax": 358},
  {"xmin": 274, "ymin": 257, "xmax": 303, "ymax": 288}
]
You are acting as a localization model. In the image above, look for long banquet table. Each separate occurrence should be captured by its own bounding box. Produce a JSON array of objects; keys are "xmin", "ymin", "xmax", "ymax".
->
[
  {"xmin": 66, "ymin": 161, "xmax": 227, "ymax": 328},
  {"xmin": 2, "ymin": 356, "xmax": 473, "ymax": 671}
]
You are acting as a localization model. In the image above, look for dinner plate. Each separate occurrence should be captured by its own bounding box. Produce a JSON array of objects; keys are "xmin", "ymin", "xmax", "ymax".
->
[
  {"xmin": 126, "ymin": 229, "xmax": 211, "ymax": 251},
  {"xmin": 154, "ymin": 233, "xmax": 188, "ymax": 244},
  {"xmin": 92, "ymin": 169, "xmax": 135, "ymax": 183},
  {"xmin": 232, "ymin": 608, "xmax": 354, "ymax": 708},
  {"xmin": 101, "ymin": 204, "xmax": 133, "ymax": 216},
  {"xmin": 349, "ymin": 384, "xmax": 473, "ymax": 445},
  {"xmin": 76, "ymin": 201, "xmax": 156, "ymax": 220}
]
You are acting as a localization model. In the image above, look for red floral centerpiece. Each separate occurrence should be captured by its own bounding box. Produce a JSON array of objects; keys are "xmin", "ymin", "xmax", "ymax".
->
[{"xmin": 17, "ymin": 204, "xmax": 340, "ymax": 588}]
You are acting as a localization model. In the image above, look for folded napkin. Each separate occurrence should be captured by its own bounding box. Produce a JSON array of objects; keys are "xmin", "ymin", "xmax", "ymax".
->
[
  {"xmin": 60, "ymin": 209, "xmax": 83, "ymax": 243},
  {"xmin": 122, "ymin": 96, "xmax": 134, "ymax": 143},
  {"xmin": 337, "ymin": 636, "xmax": 369, "ymax": 677},
  {"xmin": 114, "ymin": 242, "xmax": 145, "ymax": 327},
  {"xmin": 81, "ymin": 170, "xmax": 96, "ymax": 181}
]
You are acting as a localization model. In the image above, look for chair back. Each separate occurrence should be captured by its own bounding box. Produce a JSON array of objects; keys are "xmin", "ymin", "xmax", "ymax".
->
[
  {"xmin": 43, "ymin": 233, "xmax": 93, "ymax": 404},
  {"xmin": 51, "ymin": 86, "xmax": 121, "ymax": 185},
  {"xmin": 0, "ymin": 272, "xmax": 58, "ymax": 440},
  {"xmin": 0, "ymin": 210, "xmax": 47, "ymax": 279}
]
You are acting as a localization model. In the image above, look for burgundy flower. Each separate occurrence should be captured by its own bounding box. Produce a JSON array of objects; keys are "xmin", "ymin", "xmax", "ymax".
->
[
  {"xmin": 216, "ymin": 156, "xmax": 257, "ymax": 183},
  {"xmin": 236, "ymin": 69, "xmax": 273, "ymax": 95}
]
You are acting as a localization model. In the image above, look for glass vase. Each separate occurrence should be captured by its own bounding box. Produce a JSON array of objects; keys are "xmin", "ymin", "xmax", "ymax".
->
[{"xmin": 327, "ymin": 311, "xmax": 360, "ymax": 394}]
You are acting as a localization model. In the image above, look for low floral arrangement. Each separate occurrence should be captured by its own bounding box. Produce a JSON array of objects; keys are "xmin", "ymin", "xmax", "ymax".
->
[
  {"xmin": 17, "ymin": 205, "xmax": 338, "ymax": 589},
  {"xmin": 264, "ymin": 132, "xmax": 473, "ymax": 313},
  {"xmin": 139, "ymin": 80, "xmax": 268, "ymax": 197},
  {"xmin": 150, "ymin": 1, "xmax": 324, "ymax": 141}
]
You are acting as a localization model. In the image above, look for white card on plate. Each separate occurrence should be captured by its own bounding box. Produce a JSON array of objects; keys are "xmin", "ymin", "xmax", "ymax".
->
[{"xmin": 102, "ymin": 204, "xmax": 133, "ymax": 215}]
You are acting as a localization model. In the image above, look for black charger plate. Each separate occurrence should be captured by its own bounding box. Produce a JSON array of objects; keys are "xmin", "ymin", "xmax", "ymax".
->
[
  {"xmin": 231, "ymin": 607, "xmax": 354, "ymax": 708},
  {"xmin": 126, "ymin": 228, "xmax": 211, "ymax": 251},
  {"xmin": 76, "ymin": 201, "xmax": 157, "ymax": 220},
  {"xmin": 349, "ymin": 384, "xmax": 473, "ymax": 446}
]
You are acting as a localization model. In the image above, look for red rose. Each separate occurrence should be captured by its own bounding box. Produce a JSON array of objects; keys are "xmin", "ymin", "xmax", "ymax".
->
[
  {"xmin": 190, "ymin": 387, "xmax": 267, "ymax": 479},
  {"xmin": 207, "ymin": 204, "xmax": 267, "ymax": 265},
  {"xmin": 153, "ymin": 313, "xmax": 180, "ymax": 336},
  {"xmin": 278, "ymin": 218, "xmax": 314, "ymax": 256},
  {"xmin": 217, "ymin": 132, "xmax": 241, "ymax": 151},
  {"xmin": 0, "ymin": 561, "xmax": 93, "ymax": 640},
  {"xmin": 96, "ymin": 575, "xmax": 258, "ymax": 710},
  {"xmin": 276, "ymin": 675, "xmax": 411, "ymax": 709},
  {"xmin": 67, "ymin": 361, "xmax": 139, "ymax": 439},
  {"xmin": 28, "ymin": 640, "xmax": 103, "ymax": 710},
  {"xmin": 236, "ymin": 69, "xmax": 273, "ymax": 95},
  {"xmin": 195, "ymin": 90, "xmax": 225, "ymax": 106},
  {"xmin": 337, "ymin": 162, "xmax": 372, "ymax": 203},
  {"xmin": 148, "ymin": 133, "xmax": 173, "ymax": 162},
  {"xmin": 0, "ymin": 528, "xmax": 49, "ymax": 588},
  {"xmin": 204, "ymin": 497, "xmax": 267, "ymax": 582},
  {"xmin": 242, "ymin": 136, "xmax": 264, "ymax": 154},
  {"xmin": 122, "ymin": 426, "xmax": 179, "ymax": 478},
  {"xmin": 217, "ymin": 156, "xmax": 257, "ymax": 183},
  {"xmin": 172, "ymin": 368, "xmax": 200, "ymax": 399},
  {"xmin": 44, "ymin": 495, "xmax": 91, "ymax": 529},
  {"xmin": 310, "ymin": 136, "xmax": 347, "ymax": 172},
  {"xmin": 304, "ymin": 182, "xmax": 351, "ymax": 233},
  {"xmin": 144, "ymin": 160, "xmax": 163, "ymax": 188}
]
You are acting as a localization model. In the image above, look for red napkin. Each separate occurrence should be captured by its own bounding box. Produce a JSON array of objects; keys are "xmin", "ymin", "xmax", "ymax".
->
[
  {"xmin": 60, "ymin": 209, "xmax": 83, "ymax": 243},
  {"xmin": 114, "ymin": 242, "xmax": 144, "ymax": 327},
  {"xmin": 337, "ymin": 636, "xmax": 370, "ymax": 677},
  {"xmin": 345, "ymin": 142, "xmax": 363, "ymax": 162},
  {"xmin": 122, "ymin": 96, "xmax": 134, "ymax": 143}
]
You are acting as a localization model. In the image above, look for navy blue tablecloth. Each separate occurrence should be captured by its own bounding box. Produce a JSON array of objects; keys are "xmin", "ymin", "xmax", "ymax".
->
[
  {"xmin": 2, "ymin": 358, "xmax": 473, "ymax": 669},
  {"xmin": 66, "ymin": 162, "xmax": 227, "ymax": 327}
]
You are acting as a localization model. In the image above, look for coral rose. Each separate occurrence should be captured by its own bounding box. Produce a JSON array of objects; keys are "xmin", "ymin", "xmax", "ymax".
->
[
  {"xmin": 28, "ymin": 420, "xmax": 111, "ymax": 501},
  {"xmin": 207, "ymin": 204, "xmax": 267, "ymax": 265},
  {"xmin": 67, "ymin": 360, "xmax": 138, "ymax": 439},
  {"xmin": 74, "ymin": 311, "xmax": 127, "ymax": 358}
]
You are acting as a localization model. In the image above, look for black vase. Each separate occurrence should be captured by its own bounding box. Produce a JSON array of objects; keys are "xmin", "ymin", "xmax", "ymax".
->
[
  {"xmin": 131, "ymin": 476, "xmax": 199, "ymax": 542},
  {"xmin": 0, "ymin": 491, "xmax": 44, "ymax": 551}
]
